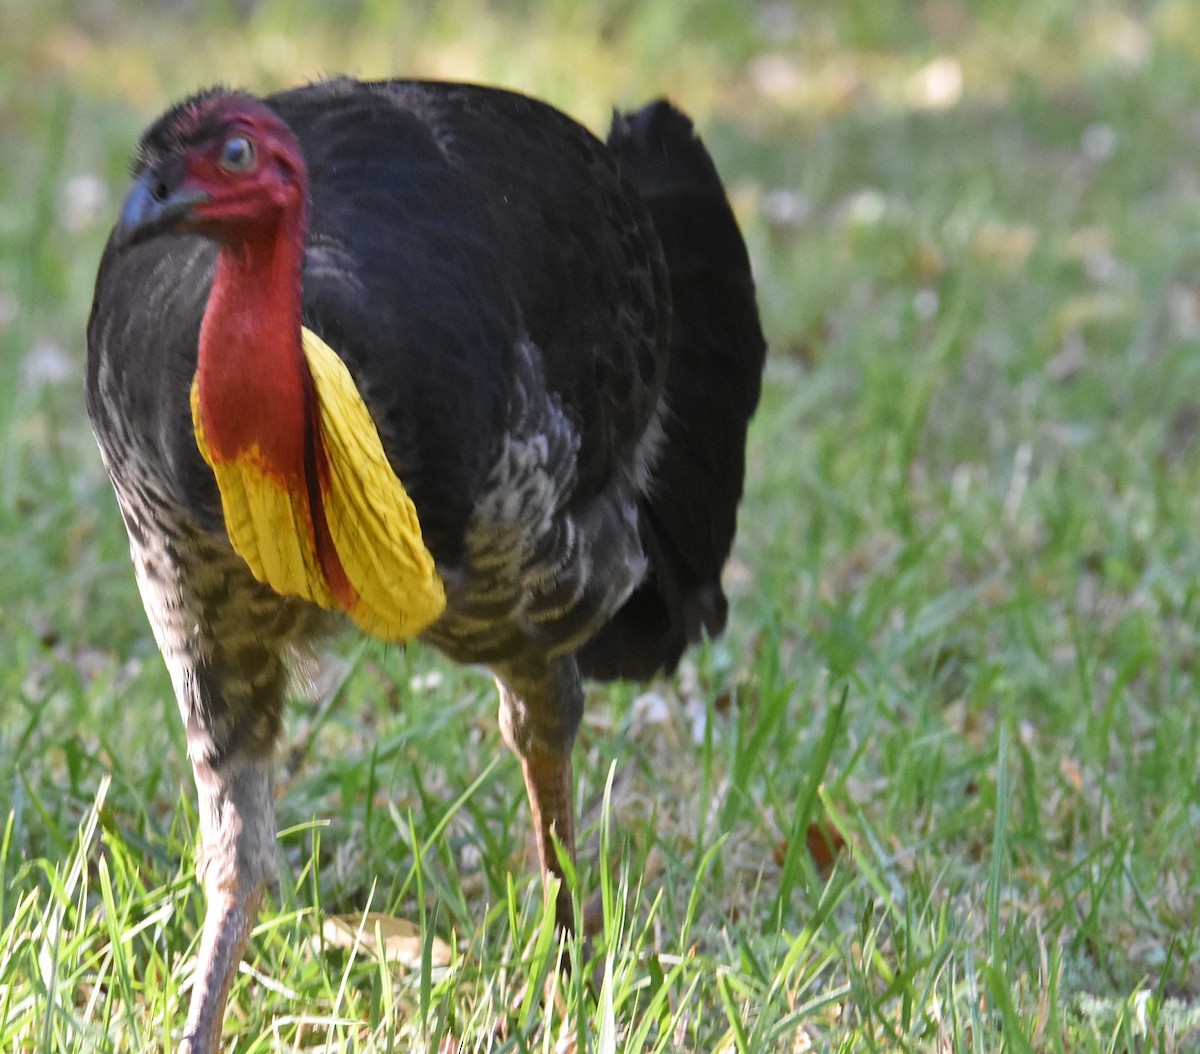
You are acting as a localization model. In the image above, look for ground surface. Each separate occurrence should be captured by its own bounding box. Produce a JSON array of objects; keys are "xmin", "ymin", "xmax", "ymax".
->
[{"xmin": 3, "ymin": 1, "xmax": 1200, "ymax": 1050}]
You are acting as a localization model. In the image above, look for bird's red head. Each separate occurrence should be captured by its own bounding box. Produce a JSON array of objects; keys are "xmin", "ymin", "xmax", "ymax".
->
[
  {"xmin": 117, "ymin": 90, "xmax": 319, "ymax": 505},
  {"xmin": 117, "ymin": 89, "xmax": 308, "ymax": 247}
]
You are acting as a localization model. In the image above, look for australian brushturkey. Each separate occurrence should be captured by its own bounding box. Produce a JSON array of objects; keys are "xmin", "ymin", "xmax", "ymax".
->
[{"xmin": 86, "ymin": 77, "xmax": 765, "ymax": 1051}]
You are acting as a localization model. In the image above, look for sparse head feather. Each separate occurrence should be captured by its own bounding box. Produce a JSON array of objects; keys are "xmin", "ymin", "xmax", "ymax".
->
[{"xmin": 131, "ymin": 87, "xmax": 279, "ymax": 176}]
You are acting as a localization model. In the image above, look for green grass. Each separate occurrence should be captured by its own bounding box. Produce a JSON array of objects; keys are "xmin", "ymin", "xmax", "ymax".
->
[{"xmin": 5, "ymin": 0, "xmax": 1200, "ymax": 1049}]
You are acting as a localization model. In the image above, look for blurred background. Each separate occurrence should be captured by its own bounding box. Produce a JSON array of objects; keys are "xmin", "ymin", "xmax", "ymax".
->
[{"xmin": 6, "ymin": 0, "xmax": 1200, "ymax": 1047}]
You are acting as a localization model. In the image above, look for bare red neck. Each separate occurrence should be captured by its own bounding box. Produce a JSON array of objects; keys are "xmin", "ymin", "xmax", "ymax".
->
[
  {"xmin": 195, "ymin": 209, "xmax": 311, "ymax": 482},
  {"xmin": 193, "ymin": 197, "xmax": 355, "ymax": 605}
]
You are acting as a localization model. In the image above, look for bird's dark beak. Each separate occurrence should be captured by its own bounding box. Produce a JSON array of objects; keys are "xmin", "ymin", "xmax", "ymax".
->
[{"xmin": 114, "ymin": 172, "xmax": 211, "ymax": 247}]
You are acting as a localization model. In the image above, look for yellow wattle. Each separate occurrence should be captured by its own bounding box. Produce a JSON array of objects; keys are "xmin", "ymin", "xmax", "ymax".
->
[{"xmin": 191, "ymin": 326, "xmax": 446, "ymax": 640}]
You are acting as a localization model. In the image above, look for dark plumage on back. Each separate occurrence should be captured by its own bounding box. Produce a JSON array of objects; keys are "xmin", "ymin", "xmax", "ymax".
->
[{"xmin": 86, "ymin": 78, "xmax": 765, "ymax": 1053}]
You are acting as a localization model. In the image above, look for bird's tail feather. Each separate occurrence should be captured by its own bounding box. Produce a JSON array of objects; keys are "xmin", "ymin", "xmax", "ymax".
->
[{"xmin": 577, "ymin": 100, "xmax": 767, "ymax": 681}]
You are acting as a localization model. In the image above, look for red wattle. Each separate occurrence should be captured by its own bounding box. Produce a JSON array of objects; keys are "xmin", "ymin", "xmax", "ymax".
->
[{"xmin": 195, "ymin": 215, "xmax": 352, "ymax": 608}]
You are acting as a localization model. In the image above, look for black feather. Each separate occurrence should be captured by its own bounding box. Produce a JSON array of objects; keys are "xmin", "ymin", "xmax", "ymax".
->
[
  {"xmin": 577, "ymin": 100, "xmax": 767, "ymax": 680},
  {"xmin": 88, "ymin": 79, "xmax": 763, "ymax": 684},
  {"xmin": 85, "ymin": 81, "xmax": 766, "ymax": 1042}
]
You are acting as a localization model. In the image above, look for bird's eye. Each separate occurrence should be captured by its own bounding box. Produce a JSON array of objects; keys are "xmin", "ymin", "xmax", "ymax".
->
[{"xmin": 219, "ymin": 136, "xmax": 256, "ymax": 173}]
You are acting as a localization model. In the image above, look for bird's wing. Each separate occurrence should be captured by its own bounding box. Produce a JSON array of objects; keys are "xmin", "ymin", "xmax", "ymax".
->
[{"xmin": 270, "ymin": 80, "xmax": 669, "ymax": 556}]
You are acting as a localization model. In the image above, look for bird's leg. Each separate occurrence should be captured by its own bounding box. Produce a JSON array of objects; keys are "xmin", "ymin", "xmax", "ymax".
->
[
  {"xmin": 122, "ymin": 524, "xmax": 320, "ymax": 1051},
  {"xmin": 518, "ymin": 742, "xmax": 577, "ymax": 930},
  {"xmin": 496, "ymin": 656, "xmax": 584, "ymax": 935},
  {"xmin": 179, "ymin": 754, "xmax": 276, "ymax": 1054},
  {"xmin": 159, "ymin": 636, "xmax": 288, "ymax": 1054}
]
